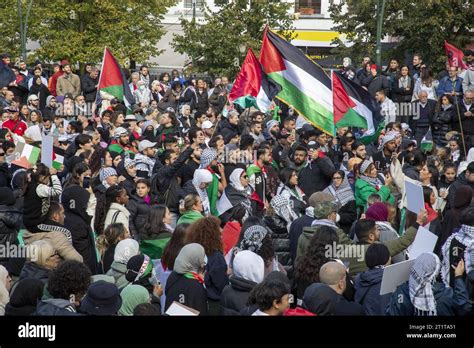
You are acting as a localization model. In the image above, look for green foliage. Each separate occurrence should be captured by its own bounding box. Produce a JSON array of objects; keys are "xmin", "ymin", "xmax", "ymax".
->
[
  {"xmin": 329, "ymin": 0, "xmax": 473, "ymax": 72},
  {"xmin": 172, "ymin": 0, "xmax": 295, "ymax": 77},
  {"xmin": 0, "ymin": 0, "xmax": 177, "ymax": 66}
]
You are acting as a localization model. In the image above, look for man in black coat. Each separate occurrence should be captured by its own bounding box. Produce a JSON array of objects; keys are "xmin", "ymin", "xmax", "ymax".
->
[
  {"xmin": 361, "ymin": 64, "xmax": 389, "ymax": 98},
  {"xmin": 81, "ymin": 67, "xmax": 99, "ymax": 103},
  {"xmin": 298, "ymin": 143, "xmax": 336, "ymax": 198},
  {"xmin": 319, "ymin": 261, "xmax": 365, "ymax": 315},
  {"xmin": 453, "ymin": 90, "xmax": 474, "ymax": 147},
  {"xmin": 411, "ymin": 90, "xmax": 437, "ymax": 144}
]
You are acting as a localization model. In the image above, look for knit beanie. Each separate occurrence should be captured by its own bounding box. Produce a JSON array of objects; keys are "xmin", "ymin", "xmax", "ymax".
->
[
  {"xmin": 365, "ymin": 243, "xmax": 390, "ymax": 268},
  {"xmin": 366, "ymin": 202, "xmax": 389, "ymax": 222}
]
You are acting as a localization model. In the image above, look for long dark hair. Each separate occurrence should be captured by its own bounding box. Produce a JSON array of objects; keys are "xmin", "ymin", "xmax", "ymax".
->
[
  {"xmin": 23, "ymin": 163, "xmax": 50, "ymax": 194},
  {"xmin": 161, "ymin": 223, "xmax": 189, "ymax": 271},
  {"xmin": 278, "ymin": 167, "xmax": 296, "ymax": 187},
  {"xmin": 96, "ymin": 185, "xmax": 124, "ymax": 235},
  {"xmin": 294, "ymin": 226, "xmax": 338, "ymax": 285},
  {"xmin": 423, "ymin": 185, "xmax": 434, "ymax": 205},
  {"xmin": 64, "ymin": 162, "xmax": 89, "ymax": 188},
  {"xmin": 141, "ymin": 204, "xmax": 169, "ymax": 240},
  {"xmin": 89, "ymin": 148, "xmax": 109, "ymax": 176},
  {"xmin": 426, "ymin": 165, "xmax": 439, "ymax": 188}
]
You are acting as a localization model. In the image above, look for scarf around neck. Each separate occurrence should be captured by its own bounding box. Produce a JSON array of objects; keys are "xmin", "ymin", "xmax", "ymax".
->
[{"xmin": 441, "ymin": 224, "xmax": 474, "ymax": 286}]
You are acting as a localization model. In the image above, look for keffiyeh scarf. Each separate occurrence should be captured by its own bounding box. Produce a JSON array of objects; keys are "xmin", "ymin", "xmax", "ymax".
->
[
  {"xmin": 409, "ymin": 253, "xmax": 440, "ymax": 316},
  {"xmin": 441, "ymin": 224, "xmax": 474, "ymax": 286}
]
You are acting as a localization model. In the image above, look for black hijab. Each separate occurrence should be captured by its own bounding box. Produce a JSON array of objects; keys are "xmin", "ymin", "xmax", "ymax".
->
[{"xmin": 5, "ymin": 278, "xmax": 44, "ymax": 316}]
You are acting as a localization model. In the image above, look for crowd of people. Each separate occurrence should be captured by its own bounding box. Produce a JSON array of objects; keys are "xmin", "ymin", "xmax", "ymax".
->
[{"xmin": 0, "ymin": 50, "xmax": 473, "ymax": 316}]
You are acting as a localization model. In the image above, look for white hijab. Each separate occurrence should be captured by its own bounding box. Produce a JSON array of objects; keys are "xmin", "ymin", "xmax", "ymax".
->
[
  {"xmin": 0, "ymin": 265, "xmax": 10, "ymax": 315},
  {"xmin": 229, "ymin": 168, "xmax": 245, "ymax": 191},
  {"xmin": 114, "ymin": 239, "xmax": 140, "ymax": 264},
  {"xmin": 192, "ymin": 169, "xmax": 213, "ymax": 215}
]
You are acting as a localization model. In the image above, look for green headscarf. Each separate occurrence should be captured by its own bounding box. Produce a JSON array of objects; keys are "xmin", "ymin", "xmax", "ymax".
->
[{"xmin": 118, "ymin": 284, "xmax": 150, "ymax": 316}]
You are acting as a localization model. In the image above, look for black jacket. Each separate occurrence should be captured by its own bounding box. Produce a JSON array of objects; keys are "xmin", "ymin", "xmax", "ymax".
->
[
  {"xmin": 217, "ymin": 118, "xmax": 239, "ymax": 143},
  {"xmin": 402, "ymin": 164, "xmax": 420, "ymax": 181},
  {"xmin": 446, "ymin": 171, "xmax": 474, "ymax": 210},
  {"xmin": 361, "ymin": 74, "xmax": 389, "ymax": 97},
  {"xmin": 432, "ymin": 106, "xmax": 454, "ymax": 147},
  {"xmin": 194, "ymin": 89, "xmax": 209, "ymax": 114},
  {"xmin": 338, "ymin": 200, "xmax": 357, "ymax": 235},
  {"xmin": 454, "ymin": 102, "xmax": 474, "ymax": 137},
  {"xmin": 219, "ymin": 276, "xmax": 257, "ymax": 315},
  {"xmin": 127, "ymin": 195, "xmax": 151, "ymax": 238},
  {"xmin": 0, "ymin": 205, "xmax": 22, "ymax": 251},
  {"xmin": 288, "ymin": 214, "xmax": 314, "ymax": 263},
  {"xmin": 204, "ymin": 251, "xmax": 229, "ymax": 301},
  {"xmin": 410, "ymin": 99, "xmax": 437, "ymax": 131},
  {"xmin": 81, "ymin": 73, "xmax": 99, "ymax": 102},
  {"xmin": 298, "ymin": 158, "xmax": 336, "ymax": 197},
  {"xmin": 152, "ymin": 146, "xmax": 193, "ymax": 213},
  {"xmin": 264, "ymin": 215, "xmax": 293, "ymax": 277},
  {"xmin": 354, "ymin": 267, "xmax": 391, "ymax": 315},
  {"xmin": 392, "ymin": 76, "xmax": 415, "ymax": 103},
  {"xmin": 19, "ymin": 262, "xmax": 51, "ymax": 284},
  {"xmin": 165, "ymin": 271, "xmax": 209, "ymax": 315}
]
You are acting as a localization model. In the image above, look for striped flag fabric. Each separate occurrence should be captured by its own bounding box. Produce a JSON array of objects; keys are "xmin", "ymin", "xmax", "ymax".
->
[
  {"xmin": 228, "ymin": 48, "xmax": 281, "ymax": 113},
  {"xmin": 332, "ymin": 71, "xmax": 384, "ymax": 144},
  {"xmin": 52, "ymin": 153, "xmax": 64, "ymax": 170},
  {"xmin": 259, "ymin": 29, "xmax": 334, "ymax": 135},
  {"xmin": 96, "ymin": 47, "xmax": 135, "ymax": 109},
  {"xmin": 12, "ymin": 143, "xmax": 41, "ymax": 169}
]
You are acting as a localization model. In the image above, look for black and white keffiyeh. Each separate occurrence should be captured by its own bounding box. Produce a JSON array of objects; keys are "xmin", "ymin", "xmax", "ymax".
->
[
  {"xmin": 270, "ymin": 194, "xmax": 298, "ymax": 225},
  {"xmin": 240, "ymin": 225, "xmax": 268, "ymax": 253},
  {"xmin": 200, "ymin": 148, "xmax": 217, "ymax": 169},
  {"xmin": 441, "ymin": 224, "xmax": 474, "ymax": 286},
  {"xmin": 409, "ymin": 253, "xmax": 440, "ymax": 316},
  {"xmin": 323, "ymin": 179, "xmax": 355, "ymax": 207}
]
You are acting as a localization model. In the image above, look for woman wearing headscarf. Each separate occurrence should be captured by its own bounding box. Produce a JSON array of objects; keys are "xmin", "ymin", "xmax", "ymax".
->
[
  {"xmin": 264, "ymin": 195, "xmax": 297, "ymax": 277},
  {"xmin": 238, "ymin": 225, "xmax": 285, "ymax": 277},
  {"xmin": 118, "ymin": 284, "xmax": 150, "ymax": 316},
  {"xmin": 276, "ymin": 167, "xmax": 307, "ymax": 217},
  {"xmin": 164, "ymin": 243, "xmax": 209, "ymax": 315},
  {"xmin": 387, "ymin": 253, "xmax": 470, "ymax": 315},
  {"xmin": 180, "ymin": 169, "xmax": 213, "ymax": 216},
  {"xmin": 323, "ymin": 170, "xmax": 357, "ymax": 234},
  {"xmin": 435, "ymin": 186, "xmax": 473, "ymax": 255},
  {"xmin": 355, "ymin": 159, "xmax": 395, "ymax": 212},
  {"xmin": 363, "ymin": 202, "xmax": 406, "ymax": 263},
  {"xmin": 62, "ymin": 184, "xmax": 99, "ymax": 274},
  {"xmin": 106, "ymin": 239, "xmax": 140, "ymax": 290},
  {"xmin": 4, "ymin": 278, "xmax": 44, "ymax": 316},
  {"xmin": 220, "ymin": 250, "xmax": 264, "ymax": 316},
  {"xmin": 217, "ymin": 168, "xmax": 252, "ymax": 224}
]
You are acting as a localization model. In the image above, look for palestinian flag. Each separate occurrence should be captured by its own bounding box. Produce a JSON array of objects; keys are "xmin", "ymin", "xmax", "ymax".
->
[
  {"xmin": 332, "ymin": 71, "xmax": 384, "ymax": 144},
  {"xmin": 52, "ymin": 153, "xmax": 64, "ymax": 170},
  {"xmin": 420, "ymin": 128, "xmax": 433, "ymax": 152},
  {"xmin": 229, "ymin": 48, "xmax": 281, "ymax": 113},
  {"xmin": 260, "ymin": 29, "xmax": 334, "ymax": 135},
  {"xmin": 96, "ymin": 47, "xmax": 135, "ymax": 108},
  {"xmin": 12, "ymin": 143, "xmax": 40, "ymax": 169}
]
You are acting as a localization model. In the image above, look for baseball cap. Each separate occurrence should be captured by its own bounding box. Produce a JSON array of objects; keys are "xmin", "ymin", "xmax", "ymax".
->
[
  {"xmin": 124, "ymin": 114, "xmax": 137, "ymax": 121},
  {"xmin": 138, "ymin": 139, "xmax": 157, "ymax": 152},
  {"xmin": 114, "ymin": 127, "xmax": 129, "ymax": 138},
  {"xmin": 201, "ymin": 120, "xmax": 214, "ymax": 130}
]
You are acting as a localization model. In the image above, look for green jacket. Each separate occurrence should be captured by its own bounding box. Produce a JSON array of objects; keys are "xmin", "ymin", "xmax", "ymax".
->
[
  {"xmin": 355, "ymin": 178, "xmax": 394, "ymax": 211},
  {"xmin": 177, "ymin": 210, "xmax": 203, "ymax": 226},
  {"xmin": 335, "ymin": 223, "xmax": 420, "ymax": 277},
  {"xmin": 296, "ymin": 220, "xmax": 344, "ymax": 260},
  {"xmin": 139, "ymin": 233, "xmax": 172, "ymax": 260}
]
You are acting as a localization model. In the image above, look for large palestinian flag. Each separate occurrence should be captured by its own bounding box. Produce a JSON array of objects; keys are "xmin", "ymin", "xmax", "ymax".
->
[
  {"xmin": 229, "ymin": 48, "xmax": 281, "ymax": 113},
  {"xmin": 96, "ymin": 47, "xmax": 135, "ymax": 108},
  {"xmin": 332, "ymin": 71, "xmax": 383, "ymax": 144},
  {"xmin": 260, "ymin": 29, "xmax": 334, "ymax": 135}
]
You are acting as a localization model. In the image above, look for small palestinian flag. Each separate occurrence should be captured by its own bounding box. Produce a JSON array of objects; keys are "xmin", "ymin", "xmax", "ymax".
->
[
  {"xmin": 12, "ymin": 144, "xmax": 40, "ymax": 169},
  {"xmin": 420, "ymin": 128, "xmax": 433, "ymax": 152},
  {"xmin": 52, "ymin": 153, "xmax": 64, "ymax": 170},
  {"xmin": 229, "ymin": 48, "xmax": 281, "ymax": 113}
]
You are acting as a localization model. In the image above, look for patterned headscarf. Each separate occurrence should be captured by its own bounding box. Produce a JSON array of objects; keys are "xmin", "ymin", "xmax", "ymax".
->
[
  {"xmin": 270, "ymin": 195, "xmax": 298, "ymax": 225},
  {"xmin": 441, "ymin": 224, "xmax": 474, "ymax": 286},
  {"xmin": 240, "ymin": 225, "xmax": 268, "ymax": 253},
  {"xmin": 409, "ymin": 253, "xmax": 441, "ymax": 316},
  {"xmin": 200, "ymin": 148, "xmax": 217, "ymax": 169}
]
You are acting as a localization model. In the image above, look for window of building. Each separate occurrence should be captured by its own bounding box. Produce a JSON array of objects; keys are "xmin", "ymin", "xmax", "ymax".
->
[
  {"xmin": 184, "ymin": 0, "xmax": 205, "ymax": 9},
  {"xmin": 295, "ymin": 0, "xmax": 322, "ymax": 15}
]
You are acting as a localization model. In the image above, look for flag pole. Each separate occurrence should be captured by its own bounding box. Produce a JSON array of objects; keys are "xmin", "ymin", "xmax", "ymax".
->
[
  {"xmin": 453, "ymin": 93, "xmax": 467, "ymax": 156},
  {"xmin": 93, "ymin": 47, "xmax": 108, "ymax": 115}
]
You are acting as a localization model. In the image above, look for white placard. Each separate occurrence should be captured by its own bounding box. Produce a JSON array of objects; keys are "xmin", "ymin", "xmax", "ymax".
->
[
  {"xmin": 41, "ymin": 135, "xmax": 54, "ymax": 168},
  {"xmin": 407, "ymin": 226, "xmax": 438, "ymax": 259},
  {"xmin": 405, "ymin": 180, "xmax": 424, "ymax": 214},
  {"xmin": 165, "ymin": 301, "xmax": 199, "ymax": 316},
  {"xmin": 380, "ymin": 259, "xmax": 416, "ymax": 295}
]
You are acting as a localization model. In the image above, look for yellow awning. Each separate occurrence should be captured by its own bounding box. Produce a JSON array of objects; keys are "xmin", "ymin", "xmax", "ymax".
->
[{"xmin": 292, "ymin": 30, "xmax": 341, "ymax": 42}]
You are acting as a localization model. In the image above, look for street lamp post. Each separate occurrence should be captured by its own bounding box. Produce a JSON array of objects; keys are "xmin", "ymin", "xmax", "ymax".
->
[
  {"xmin": 375, "ymin": 0, "xmax": 386, "ymax": 68},
  {"xmin": 18, "ymin": 0, "xmax": 34, "ymax": 61}
]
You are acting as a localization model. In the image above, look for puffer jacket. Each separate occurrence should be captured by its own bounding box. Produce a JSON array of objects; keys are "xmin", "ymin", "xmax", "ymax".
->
[
  {"xmin": 106, "ymin": 261, "xmax": 129, "ymax": 290},
  {"xmin": 263, "ymin": 215, "xmax": 293, "ymax": 276},
  {"xmin": 220, "ymin": 276, "xmax": 258, "ymax": 316},
  {"xmin": 127, "ymin": 195, "xmax": 151, "ymax": 238},
  {"xmin": 18, "ymin": 262, "xmax": 51, "ymax": 284},
  {"xmin": 0, "ymin": 206, "xmax": 22, "ymax": 248},
  {"xmin": 432, "ymin": 106, "xmax": 454, "ymax": 147},
  {"xmin": 354, "ymin": 267, "xmax": 391, "ymax": 315}
]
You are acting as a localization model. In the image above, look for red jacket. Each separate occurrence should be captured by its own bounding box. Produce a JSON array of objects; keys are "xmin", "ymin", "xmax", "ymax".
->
[{"xmin": 2, "ymin": 119, "xmax": 28, "ymax": 136}]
